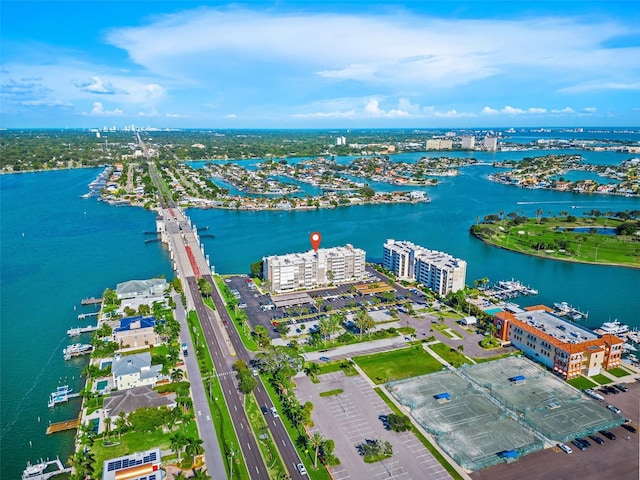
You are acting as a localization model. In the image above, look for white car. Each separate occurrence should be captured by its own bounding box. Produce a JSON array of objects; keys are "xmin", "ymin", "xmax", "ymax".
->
[
  {"xmin": 296, "ymin": 463, "xmax": 308, "ymax": 475},
  {"xmin": 270, "ymin": 406, "xmax": 279, "ymax": 418},
  {"xmin": 557, "ymin": 443, "xmax": 572, "ymax": 454}
]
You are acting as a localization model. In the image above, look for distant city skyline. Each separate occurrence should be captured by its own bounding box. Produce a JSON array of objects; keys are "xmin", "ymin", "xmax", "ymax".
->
[{"xmin": 1, "ymin": 1, "xmax": 639, "ymax": 129}]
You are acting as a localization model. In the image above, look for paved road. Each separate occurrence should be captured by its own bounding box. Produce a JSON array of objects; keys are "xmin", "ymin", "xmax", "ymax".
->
[
  {"xmin": 185, "ymin": 276, "xmax": 269, "ymax": 479},
  {"xmin": 173, "ymin": 293, "xmax": 227, "ymax": 480},
  {"xmin": 205, "ymin": 274, "xmax": 309, "ymax": 479}
]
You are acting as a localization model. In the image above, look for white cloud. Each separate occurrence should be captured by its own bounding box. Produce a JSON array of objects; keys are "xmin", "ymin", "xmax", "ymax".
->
[
  {"xmin": 105, "ymin": 8, "xmax": 640, "ymax": 94},
  {"xmin": 88, "ymin": 102, "xmax": 123, "ymax": 116},
  {"xmin": 551, "ymin": 107, "xmax": 575, "ymax": 114},
  {"xmin": 74, "ymin": 76, "xmax": 127, "ymax": 95},
  {"xmin": 560, "ymin": 81, "xmax": 640, "ymax": 93},
  {"xmin": 583, "ymin": 107, "xmax": 597, "ymax": 113},
  {"xmin": 224, "ymin": 113, "xmax": 238, "ymax": 119}
]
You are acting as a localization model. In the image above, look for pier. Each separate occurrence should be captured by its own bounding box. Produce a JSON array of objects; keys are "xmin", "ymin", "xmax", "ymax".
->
[
  {"xmin": 77, "ymin": 312, "xmax": 98, "ymax": 320},
  {"xmin": 80, "ymin": 297, "xmax": 103, "ymax": 305},
  {"xmin": 22, "ymin": 457, "xmax": 71, "ymax": 480},
  {"xmin": 46, "ymin": 418, "xmax": 80, "ymax": 434},
  {"xmin": 67, "ymin": 325, "xmax": 97, "ymax": 336},
  {"xmin": 485, "ymin": 279, "xmax": 538, "ymax": 300}
]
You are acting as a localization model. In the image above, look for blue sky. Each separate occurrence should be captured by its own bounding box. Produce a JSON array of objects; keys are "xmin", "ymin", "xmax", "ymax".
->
[{"xmin": 1, "ymin": 1, "xmax": 639, "ymax": 128}]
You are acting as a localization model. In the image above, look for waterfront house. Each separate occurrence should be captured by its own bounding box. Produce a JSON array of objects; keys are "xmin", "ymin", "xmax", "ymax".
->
[
  {"xmin": 112, "ymin": 352, "xmax": 163, "ymax": 390},
  {"xmin": 102, "ymin": 385, "xmax": 176, "ymax": 421},
  {"xmin": 115, "ymin": 278, "xmax": 167, "ymax": 300},
  {"xmin": 112, "ymin": 315, "xmax": 162, "ymax": 349}
]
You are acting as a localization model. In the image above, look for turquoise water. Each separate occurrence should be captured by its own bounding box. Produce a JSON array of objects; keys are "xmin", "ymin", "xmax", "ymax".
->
[
  {"xmin": 0, "ymin": 169, "xmax": 172, "ymax": 478},
  {"xmin": 2, "ymin": 156, "xmax": 640, "ymax": 478}
]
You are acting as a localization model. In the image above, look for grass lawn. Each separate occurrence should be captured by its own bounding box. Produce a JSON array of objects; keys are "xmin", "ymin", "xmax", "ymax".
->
[
  {"xmin": 261, "ymin": 378, "xmax": 333, "ymax": 480},
  {"xmin": 186, "ymin": 309, "xmax": 250, "ymax": 480},
  {"xmin": 472, "ymin": 351, "xmax": 521, "ymax": 363},
  {"xmin": 429, "ymin": 343, "xmax": 472, "ymax": 367},
  {"xmin": 607, "ymin": 367, "xmax": 633, "ymax": 378},
  {"xmin": 319, "ymin": 389, "xmax": 344, "ymax": 397},
  {"xmin": 471, "ymin": 216, "xmax": 640, "ymax": 268},
  {"xmin": 567, "ymin": 376, "xmax": 598, "ymax": 390},
  {"xmin": 245, "ymin": 394, "xmax": 287, "ymax": 479},
  {"xmin": 354, "ymin": 346, "xmax": 445, "ymax": 384},
  {"xmin": 590, "ymin": 374, "xmax": 612, "ymax": 385},
  {"xmin": 316, "ymin": 360, "xmax": 358, "ymax": 377},
  {"xmin": 91, "ymin": 422, "xmax": 198, "ymax": 478}
]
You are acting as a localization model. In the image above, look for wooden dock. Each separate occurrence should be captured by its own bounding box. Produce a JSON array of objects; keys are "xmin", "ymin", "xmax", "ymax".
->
[
  {"xmin": 46, "ymin": 418, "xmax": 80, "ymax": 434},
  {"xmin": 81, "ymin": 297, "xmax": 103, "ymax": 305},
  {"xmin": 77, "ymin": 312, "xmax": 99, "ymax": 320}
]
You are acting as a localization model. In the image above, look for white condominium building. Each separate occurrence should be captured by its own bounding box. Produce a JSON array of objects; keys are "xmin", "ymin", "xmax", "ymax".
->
[
  {"xmin": 461, "ymin": 135, "xmax": 476, "ymax": 150},
  {"xmin": 264, "ymin": 244, "xmax": 366, "ymax": 293},
  {"xmin": 483, "ymin": 136, "xmax": 498, "ymax": 151},
  {"xmin": 383, "ymin": 239, "xmax": 467, "ymax": 295}
]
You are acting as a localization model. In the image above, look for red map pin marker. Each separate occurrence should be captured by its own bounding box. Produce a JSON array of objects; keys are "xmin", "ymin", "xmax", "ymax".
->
[{"xmin": 310, "ymin": 231, "xmax": 322, "ymax": 252}]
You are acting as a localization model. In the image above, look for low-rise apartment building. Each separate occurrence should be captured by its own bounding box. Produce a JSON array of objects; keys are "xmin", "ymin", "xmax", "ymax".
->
[{"xmin": 494, "ymin": 306, "xmax": 624, "ymax": 380}]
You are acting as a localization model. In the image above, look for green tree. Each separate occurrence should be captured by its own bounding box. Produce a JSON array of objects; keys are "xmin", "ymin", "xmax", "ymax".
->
[
  {"xmin": 170, "ymin": 432, "xmax": 188, "ymax": 462},
  {"xmin": 310, "ymin": 432, "xmax": 324, "ymax": 468},
  {"xmin": 171, "ymin": 368, "xmax": 185, "ymax": 382},
  {"xmin": 355, "ymin": 309, "xmax": 375, "ymax": 339}
]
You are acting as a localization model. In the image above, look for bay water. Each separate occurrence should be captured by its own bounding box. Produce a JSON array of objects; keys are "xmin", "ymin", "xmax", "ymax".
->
[{"xmin": 2, "ymin": 151, "xmax": 640, "ymax": 478}]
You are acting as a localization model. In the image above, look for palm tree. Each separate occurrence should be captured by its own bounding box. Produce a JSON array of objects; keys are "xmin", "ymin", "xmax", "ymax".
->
[
  {"xmin": 355, "ymin": 309, "xmax": 375, "ymax": 339},
  {"xmin": 170, "ymin": 432, "xmax": 188, "ymax": 463},
  {"xmin": 191, "ymin": 468, "xmax": 210, "ymax": 480},
  {"xmin": 171, "ymin": 368, "xmax": 184, "ymax": 382},
  {"xmin": 115, "ymin": 413, "xmax": 127, "ymax": 439},
  {"xmin": 185, "ymin": 437, "xmax": 204, "ymax": 459},
  {"xmin": 310, "ymin": 432, "xmax": 324, "ymax": 468},
  {"xmin": 173, "ymin": 472, "xmax": 188, "ymax": 480},
  {"xmin": 103, "ymin": 417, "xmax": 112, "ymax": 442}
]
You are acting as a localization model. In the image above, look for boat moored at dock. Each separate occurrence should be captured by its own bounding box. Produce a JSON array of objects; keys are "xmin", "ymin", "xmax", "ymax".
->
[
  {"xmin": 595, "ymin": 319, "xmax": 629, "ymax": 336},
  {"xmin": 63, "ymin": 343, "xmax": 92, "ymax": 360}
]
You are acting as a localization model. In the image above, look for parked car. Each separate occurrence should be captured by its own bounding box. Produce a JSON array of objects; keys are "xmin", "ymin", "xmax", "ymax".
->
[
  {"xmin": 557, "ymin": 443, "xmax": 573, "ymax": 454},
  {"xmin": 319, "ymin": 356, "xmax": 331, "ymax": 362},
  {"xmin": 614, "ymin": 384, "xmax": 628, "ymax": 392},
  {"xmin": 599, "ymin": 430, "xmax": 616, "ymax": 440},
  {"xmin": 607, "ymin": 404, "xmax": 622, "ymax": 414},
  {"xmin": 621, "ymin": 424, "xmax": 637, "ymax": 433},
  {"xmin": 571, "ymin": 440, "xmax": 587, "ymax": 451},
  {"xmin": 589, "ymin": 435, "xmax": 605, "ymax": 445}
]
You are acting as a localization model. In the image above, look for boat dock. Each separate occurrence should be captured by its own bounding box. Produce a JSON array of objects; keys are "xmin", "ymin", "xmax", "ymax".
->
[
  {"xmin": 63, "ymin": 343, "xmax": 93, "ymax": 360},
  {"xmin": 67, "ymin": 325, "xmax": 97, "ymax": 336},
  {"xmin": 22, "ymin": 457, "xmax": 71, "ymax": 479},
  {"xmin": 77, "ymin": 312, "xmax": 99, "ymax": 320},
  {"xmin": 485, "ymin": 279, "xmax": 538, "ymax": 300},
  {"xmin": 554, "ymin": 301, "xmax": 587, "ymax": 320},
  {"xmin": 45, "ymin": 418, "xmax": 80, "ymax": 435},
  {"xmin": 81, "ymin": 297, "xmax": 103, "ymax": 305}
]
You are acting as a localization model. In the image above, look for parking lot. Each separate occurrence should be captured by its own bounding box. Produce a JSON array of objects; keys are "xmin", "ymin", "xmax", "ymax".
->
[
  {"xmin": 296, "ymin": 371, "xmax": 453, "ymax": 480},
  {"xmin": 224, "ymin": 266, "xmax": 422, "ymax": 342}
]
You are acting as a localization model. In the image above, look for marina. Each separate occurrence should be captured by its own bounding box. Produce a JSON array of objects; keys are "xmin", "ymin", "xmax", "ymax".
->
[
  {"xmin": 553, "ymin": 301, "xmax": 588, "ymax": 320},
  {"xmin": 21, "ymin": 457, "xmax": 71, "ymax": 480},
  {"xmin": 62, "ymin": 343, "xmax": 92, "ymax": 360},
  {"xmin": 484, "ymin": 279, "xmax": 538, "ymax": 300}
]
